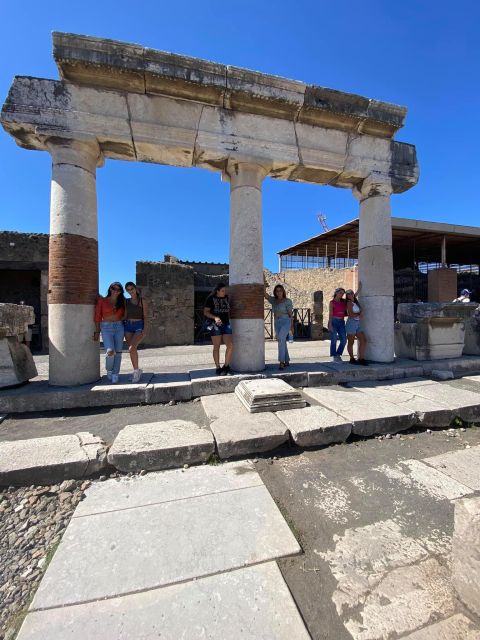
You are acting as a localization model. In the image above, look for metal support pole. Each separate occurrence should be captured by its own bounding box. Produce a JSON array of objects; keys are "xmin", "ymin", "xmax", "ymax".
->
[{"xmin": 441, "ymin": 235, "xmax": 447, "ymax": 266}]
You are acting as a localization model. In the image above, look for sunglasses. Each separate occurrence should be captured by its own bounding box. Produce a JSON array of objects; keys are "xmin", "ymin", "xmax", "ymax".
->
[{"xmin": 111, "ymin": 286, "xmax": 122, "ymax": 292}]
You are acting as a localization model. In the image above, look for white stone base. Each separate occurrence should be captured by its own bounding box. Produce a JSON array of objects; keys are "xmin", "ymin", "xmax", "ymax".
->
[
  {"xmin": 231, "ymin": 318, "xmax": 265, "ymax": 372},
  {"xmin": 361, "ymin": 295, "xmax": 394, "ymax": 362},
  {"xmin": 49, "ymin": 304, "xmax": 100, "ymax": 386}
]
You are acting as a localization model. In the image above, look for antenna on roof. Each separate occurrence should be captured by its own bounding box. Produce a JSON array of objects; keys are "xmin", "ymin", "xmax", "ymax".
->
[{"xmin": 317, "ymin": 212, "xmax": 329, "ymax": 232}]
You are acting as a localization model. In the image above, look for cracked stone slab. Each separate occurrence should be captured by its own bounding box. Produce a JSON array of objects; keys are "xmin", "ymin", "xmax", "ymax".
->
[
  {"xmin": 30, "ymin": 483, "xmax": 301, "ymax": 609},
  {"xmin": 303, "ymin": 386, "xmax": 416, "ymax": 436},
  {"xmin": 0, "ymin": 432, "xmax": 107, "ymax": 486},
  {"xmin": 403, "ymin": 614, "xmax": 480, "ymax": 639},
  {"xmin": 107, "ymin": 420, "xmax": 215, "ymax": 472},
  {"xmin": 349, "ymin": 380, "xmax": 454, "ymax": 427},
  {"xmin": 201, "ymin": 393, "xmax": 289, "ymax": 458},
  {"xmin": 74, "ymin": 461, "xmax": 262, "ymax": 518},
  {"xmin": 423, "ymin": 445, "xmax": 480, "ymax": 490},
  {"xmin": 17, "ymin": 563, "xmax": 311, "ymax": 640},
  {"xmin": 398, "ymin": 459, "xmax": 474, "ymax": 500},
  {"xmin": 276, "ymin": 405, "xmax": 352, "ymax": 447}
]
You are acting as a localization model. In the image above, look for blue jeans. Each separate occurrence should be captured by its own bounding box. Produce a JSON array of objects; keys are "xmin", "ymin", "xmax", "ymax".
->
[
  {"xmin": 275, "ymin": 316, "xmax": 291, "ymax": 363},
  {"xmin": 330, "ymin": 317, "xmax": 347, "ymax": 356},
  {"xmin": 101, "ymin": 321, "xmax": 124, "ymax": 375}
]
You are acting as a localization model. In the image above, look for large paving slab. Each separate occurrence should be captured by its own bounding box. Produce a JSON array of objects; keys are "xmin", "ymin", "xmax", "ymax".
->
[
  {"xmin": 276, "ymin": 405, "xmax": 352, "ymax": 447},
  {"xmin": 423, "ymin": 445, "xmax": 480, "ymax": 491},
  {"xmin": 236, "ymin": 378, "xmax": 307, "ymax": 413},
  {"xmin": 0, "ymin": 432, "xmax": 107, "ymax": 485},
  {"xmin": 17, "ymin": 563, "xmax": 311, "ymax": 640},
  {"xmin": 74, "ymin": 461, "xmax": 262, "ymax": 517},
  {"xmin": 303, "ymin": 386, "xmax": 416, "ymax": 436},
  {"xmin": 386, "ymin": 379, "xmax": 480, "ymax": 423},
  {"xmin": 31, "ymin": 482, "xmax": 301, "ymax": 609},
  {"xmin": 201, "ymin": 393, "xmax": 289, "ymax": 458},
  {"xmin": 189, "ymin": 369, "xmax": 264, "ymax": 397},
  {"xmin": 349, "ymin": 380, "xmax": 454, "ymax": 427},
  {"xmin": 403, "ymin": 614, "xmax": 480, "ymax": 639},
  {"xmin": 107, "ymin": 419, "xmax": 215, "ymax": 471},
  {"xmin": 146, "ymin": 372, "xmax": 192, "ymax": 403},
  {"xmin": 398, "ymin": 459, "xmax": 474, "ymax": 500},
  {"xmin": 453, "ymin": 496, "xmax": 480, "ymax": 618}
]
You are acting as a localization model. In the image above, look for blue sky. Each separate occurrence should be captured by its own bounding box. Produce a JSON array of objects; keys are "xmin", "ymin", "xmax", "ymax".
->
[{"xmin": 1, "ymin": 0, "xmax": 478, "ymax": 293}]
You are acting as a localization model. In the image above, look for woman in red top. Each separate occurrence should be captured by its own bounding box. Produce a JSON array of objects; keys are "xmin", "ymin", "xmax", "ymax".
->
[
  {"xmin": 94, "ymin": 282, "xmax": 126, "ymax": 383},
  {"xmin": 328, "ymin": 287, "xmax": 347, "ymax": 362}
]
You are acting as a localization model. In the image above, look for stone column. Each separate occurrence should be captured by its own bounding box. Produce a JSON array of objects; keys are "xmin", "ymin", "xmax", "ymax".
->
[
  {"xmin": 47, "ymin": 139, "xmax": 102, "ymax": 386},
  {"xmin": 354, "ymin": 175, "xmax": 394, "ymax": 362},
  {"xmin": 226, "ymin": 161, "xmax": 268, "ymax": 372}
]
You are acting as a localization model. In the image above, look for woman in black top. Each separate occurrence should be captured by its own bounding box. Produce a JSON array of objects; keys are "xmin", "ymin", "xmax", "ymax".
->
[
  {"xmin": 203, "ymin": 282, "xmax": 233, "ymax": 375},
  {"xmin": 124, "ymin": 281, "xmax": 149, "ymax": 383}
]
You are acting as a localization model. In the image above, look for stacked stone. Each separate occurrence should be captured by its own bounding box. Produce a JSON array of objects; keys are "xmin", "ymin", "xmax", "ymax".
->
[
  {"xmin": 0, "ymin": 303, "xmax": 37, "ymax": 388},
  {"xmin": 235, "ymin": 379, "xmax": 306, "ymax": 413}
]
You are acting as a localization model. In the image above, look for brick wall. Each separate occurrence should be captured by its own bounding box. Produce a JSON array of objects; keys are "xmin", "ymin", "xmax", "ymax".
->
[{"xmin": 136, "ymin": 261, "xmax": 194, "ymax": 347}]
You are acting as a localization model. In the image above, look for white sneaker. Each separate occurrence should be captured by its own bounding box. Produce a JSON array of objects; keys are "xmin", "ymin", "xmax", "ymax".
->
[
  {"xmin": 131, "ymin": 369, "xmax": 142, "ymax": 383},
  {"xmin": 107, "ymin": 371, "xmax": 113, "ymax": 381},
  {"xmin": 111, "ymin": 374, "xmax": 119, "ymax": 384},
  {"xmin": 334, "ymin": 356, "xmax": 343, "ymax": 363}
]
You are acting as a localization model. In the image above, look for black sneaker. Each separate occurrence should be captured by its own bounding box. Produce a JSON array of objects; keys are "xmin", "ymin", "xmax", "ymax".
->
[
  {"xmin": 349, "ymin": 358, "xmax": 359, "ymax": 365},
  {"xmin": 223, "ymin": 365, "xmax": 233, "ymax": 376},
  {"xmin": 215, "ymin": 367, "xmax": 223, "ymax": 375},
  {"xmin": 358, "ymin": 359, "xmax": 368, "ymax": 366}
]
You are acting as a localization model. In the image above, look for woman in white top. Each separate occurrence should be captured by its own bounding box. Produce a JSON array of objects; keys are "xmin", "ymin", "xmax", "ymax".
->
[{"xmin": 345, "ymin": 288, "xmax": 367, "ymax": 366}]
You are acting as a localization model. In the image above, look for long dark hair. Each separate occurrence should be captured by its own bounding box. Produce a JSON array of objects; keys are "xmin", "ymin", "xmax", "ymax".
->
[
  {"xmin": 213, "ymin": 282, "xmax": 227, "ymax": 296},
  {"xmin": 125, "ymin": 281, "xmax": 143, "ymax": 308},
  {"xmin": 273, "ymin": 284, "xmax": 286, "ymax": 300},
  {"xmin": 346, "ymin": 290, "xmax": 360, "ymax": 308},
  {"xmin": 107, "ymin": 282, "xmax": 126, "ymax": 311}
]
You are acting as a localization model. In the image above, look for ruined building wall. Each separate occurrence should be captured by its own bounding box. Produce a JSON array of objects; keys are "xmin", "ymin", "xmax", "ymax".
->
[
  {"xmin": 136, "ymin": 261, "xmax": 194, "ymax": 347},
  {"xmin": 0, "ymin": 231, "xmax": 49, "ymax": 350}
]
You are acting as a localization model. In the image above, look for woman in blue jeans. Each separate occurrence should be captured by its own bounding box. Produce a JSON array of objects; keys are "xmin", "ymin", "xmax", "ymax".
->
[
  {"xmin": 328, "ymin": 287, "xmax": 347, "ymax": 362},
  {"xmin": 264, "ymin": 283, "xmax": 294, "ymax": 370},
  {"xmin": 94, "ymin": 282, "xmax": 126, "ymax": 383}
]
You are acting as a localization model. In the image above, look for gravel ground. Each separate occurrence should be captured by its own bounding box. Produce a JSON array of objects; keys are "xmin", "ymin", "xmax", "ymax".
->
[{"xmin": 0, "ymin": 479, "xmax": 90, "ymax": 639}]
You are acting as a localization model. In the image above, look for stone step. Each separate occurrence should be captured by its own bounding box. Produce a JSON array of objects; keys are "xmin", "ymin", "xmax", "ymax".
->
[
  {"xmin": 0, "ymin": 432, "xmax": 107, "ymax": 485},
  {"xmin": 107, "ymin": 420, "xmax": 215, "ymax": 472},
  {"xmin": 303, "ymin": 386, "xmax": 417, "ymax": 436},
  {"xmin": 275, "ymin": 405, "xmax": 352, "ymax": 447},
  {"xmin": 201, "ymin": 393, "xmax": 289, "ymax": 458}
]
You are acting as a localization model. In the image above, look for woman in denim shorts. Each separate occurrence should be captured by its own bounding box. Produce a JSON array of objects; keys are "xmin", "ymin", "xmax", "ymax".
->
[
  {"xmin": 345, "ymin": 288, "xmax": 368, "ymax": 366},
  {"xmin": 203, "ymin": 283, "xmax": 233, "ymax": 376},
  {"xmin": 124, "ymin": 282, "xmax": 149, "ymax": 383}
]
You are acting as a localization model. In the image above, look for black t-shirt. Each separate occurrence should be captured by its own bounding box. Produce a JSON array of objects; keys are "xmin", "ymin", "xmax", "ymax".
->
[{"xmin": 205, "ymin": 294, "xmax": 230, "ymax": 325}]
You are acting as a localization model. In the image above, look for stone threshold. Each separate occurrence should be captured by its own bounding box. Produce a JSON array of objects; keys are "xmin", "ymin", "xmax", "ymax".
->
[{"xmin": 1, "ymin": 356, "xmax": 480, "ymax": 414}]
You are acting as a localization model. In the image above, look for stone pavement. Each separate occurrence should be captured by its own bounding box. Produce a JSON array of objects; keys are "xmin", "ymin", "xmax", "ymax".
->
[
  {"xmin": 15, "ymin": 462, "xmax": 309, "ymax": 640},
  {"xmin": 2, "ymin": 340, "xmax": 480, "ymax": 414}
]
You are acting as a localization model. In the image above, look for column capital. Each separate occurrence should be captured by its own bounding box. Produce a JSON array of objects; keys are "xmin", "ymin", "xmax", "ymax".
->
[
  {"xmin": 352, "ymin": 173, "xmax": 393, "ymax": 202},
  {"xmin": 46, "ymin": 137, "xmax": 104, "ymax": 173},
  {"xmin": 224, "ymin": 159, "xmax": 270, "ymax": 190}
]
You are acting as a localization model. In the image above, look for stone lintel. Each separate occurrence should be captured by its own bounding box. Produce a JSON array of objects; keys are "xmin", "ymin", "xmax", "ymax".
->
[{"xmin": 52, "ymin": 32, "xmax": 406, "ymax": 138}]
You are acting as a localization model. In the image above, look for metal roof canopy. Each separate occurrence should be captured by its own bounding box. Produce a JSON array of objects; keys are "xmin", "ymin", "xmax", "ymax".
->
[{"xmin": 278, "ymin": 218, "xmax": 480, "ymax": 267}]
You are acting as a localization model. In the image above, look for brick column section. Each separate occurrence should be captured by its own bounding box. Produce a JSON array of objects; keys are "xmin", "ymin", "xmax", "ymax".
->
[
  {"xmin": 353, "ymin": 174, "xmax": 394, "ymax": 362},
  {"xmin": 226, "ymin": 161, "xmax": 269, "ymax": 372},
  {"xmin": 47, "ymin": 139, "xmax": 102, "ymax": 386}
]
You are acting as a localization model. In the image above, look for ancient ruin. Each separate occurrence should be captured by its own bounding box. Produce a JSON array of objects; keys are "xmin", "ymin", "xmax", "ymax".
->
[{"xmin": 1, "ymin": 33, "xmax": 418, "ymax": 385}]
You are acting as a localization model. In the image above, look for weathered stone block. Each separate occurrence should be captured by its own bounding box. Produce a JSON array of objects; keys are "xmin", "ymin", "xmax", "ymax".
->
[
  {"xmin": 0, "ymin": 337, "xmax": 38, "ymax": 388},
  {"xmin": 0, "ymin": 432, "xmax": 107, "ymax": 486},
  {"xmin": 235, "ymin": 378, "xmax": 306, "ymax": 413},
  {"xmin": 276, "ymin": 406, "xmax": 352, "ymax": 447},
  {"xmin": 107, "ymin": 420, "xmax": 215, "ymax": 472},
  {"xmin": 452, "ymin": 496, "xmax": 480, "ymax": 617}
]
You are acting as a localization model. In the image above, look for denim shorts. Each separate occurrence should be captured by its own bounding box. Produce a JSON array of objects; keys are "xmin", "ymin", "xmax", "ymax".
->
[
  {"xmin": 124, "ymin": 319, "xmax": 144, "ymax": 334},
  {"xmin": 209, "ymin": 322, "xmax": 232, "ymax": 337},
  {"xmin": 346, "ymin": 317, "xmax": 362, "ymax": 336}
]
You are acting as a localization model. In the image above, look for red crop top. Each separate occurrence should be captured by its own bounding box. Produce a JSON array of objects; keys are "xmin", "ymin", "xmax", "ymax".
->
[
  {"xmin": 94, "ymin": 297, "xmax": 125, "ymax": 322},
  {"xmin": 332, "ymin": 299, "xmax": 347, "ymax": 318}
]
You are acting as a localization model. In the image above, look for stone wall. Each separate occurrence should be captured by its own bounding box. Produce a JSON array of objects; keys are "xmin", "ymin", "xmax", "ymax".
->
[
  {"xmin": 136, "ymin": 261, "xmax": 194, "ymax": 347},
  {"xmin": 0, "ymin": 231, "xmax": 49, "ymax": 351},
  {"xmin": 273, "ymin": 267, "xmax": 358, "ymax": 327}
]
